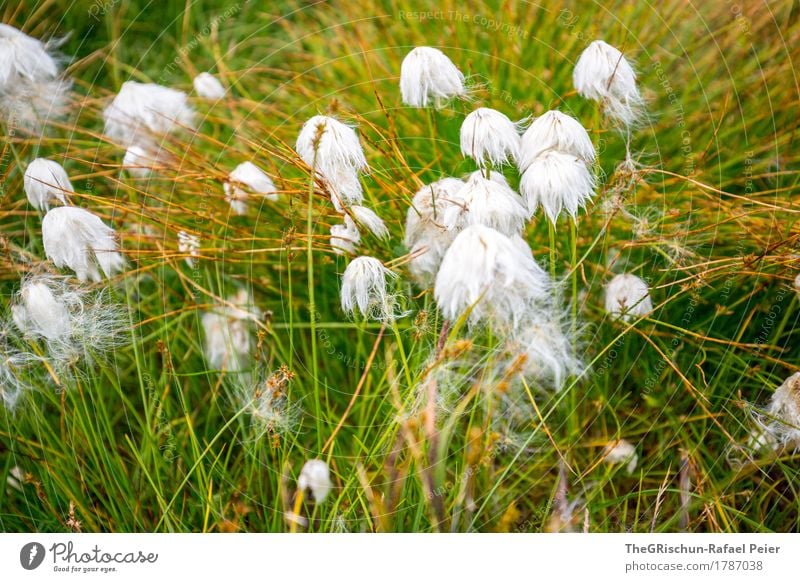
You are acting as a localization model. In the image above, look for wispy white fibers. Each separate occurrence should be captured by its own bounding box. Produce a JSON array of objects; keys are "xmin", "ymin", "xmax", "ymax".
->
[
  {"xmin": 330, "ymin": 216, "xmax": 361, "ymax": 255},
  {"xmin": 443, "ymin": 173, "xmax": 527, "ymax": 236},
  {"xmin": 23, "ymin": 158, "xmax": 73, "ymax": 210},
  {"xmin": 0, "ymin": 345, "xmax": 39, "ymax": 409},
  {"xmin": 11, "ymin": 277, "xmax": 70, "ymax": 342},
  {"xmin": 350, "ymin": 205, "xmax": 389, "ymax": 239},
  {"xmin": 340, "ymin": 256, "xmax": 400, "ymax": 321},
  {"xmin": 460, "ymin": 107, "xmax": 521, "ymax": 168},
  {"xmin": 42, "ymin": 207, "xmax": 125, "ymax": 282},
  {"xmin": 103, "ymin": 81, "xmax": 196, "ymax": 148},
  {"xmin": 519, "ymin": 151, "xmax": 596, "ymax": 224},
  {"xmin": 224, "ymin": 161, "xmax": 278, "ymax": 215},
  {"xmin": 177, "ymin": 230, "xmax": 200, "ymax": 267},
  {"xmin": 603, "ymin": 439, "xmax": 639, "ymax": 474},
  {"xmin": 122, "ymin": 145, "xmax": 164, "ymax": 178},
  {"xmin": 405, "ymin": 177, "xmax": 464, "ymax": 286},
  {"xmin": 239, "ymin": 365, "xmax": 300, "ymax": 440},
  {"xmin": 518, "ymin": 110, "xmax": 595, "ymax": 171},
  {"xmin": 193, "ymin": 72, "xmax": 226, "ymax": 99},
  {"xmin": 513, "ymin": 316, "xmax": 582, "ymax": 390},
  {"xmin": 604, "ymin": 273, "xmax": 653, "ymax": 321},
  {"xmin": 573, "ymin": 40, "xmax": 644, "ymax": 127},
  {"xmin": 202, "ymin": 289, "xmax": 260, "ymax": 372},
  {"xmin": 0, "ymin": 23, "xmax": 69, "ymax": 132},
  {"xmin": 434, "ymin": 225, "xmax": 551, "ymax": 329},
  {"xmin": 298, "ymin": 459, "xmax": 332, "ymax": 502},
  {"xmin": 400, "ymin": 46, "xmax": 466, "ymax": 108},
  {"xmin": 752, "ymin": 372, "xmax": 800, "ymax": 450}
]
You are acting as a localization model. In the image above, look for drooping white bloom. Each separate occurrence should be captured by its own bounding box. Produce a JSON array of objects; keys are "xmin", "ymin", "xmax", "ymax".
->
[
  {"xmin": 760, "ymin": 372, "xmax": 800, "ymax": 448},
  {"xmin": 434, "ymin": 225, "xmax": 551, "ymax": 329},
  {"xmin": 323, "ymin": 167, "xmax": 364, "ymax": 211},
  {"xmin": 11, "ymin": 278, "xmax": 71, "ymax": 342},
  {"xmin": 103, "ymin": 81, "xmax": 196, "ymax": 147},
  {"xmin": 340, "ymin": 256, "xmax": 400, "ymax": 321},
  {"xmin": 193, "ymin": 72, "xmax": 226, "ymax": 99},
  {"xmin": 23, "ymin": 158, "xmax": 73, "ymax": 210},
  {"xmin": 202, "ymin": 289, "xmax": 260, "ymax": 372},
  {"xmin": 460, "ymin": 108, "xmax": 521, "ymax": 168},
  {"xmin": 350, "ymin": 205, "xmax": 389, "ymax": 239},
  {"xmin": 514, "ymin": 316, "xmax": 582, "ymax": 390},
  {"xmin": 177, "ymin": 230, "xmax": 200, "ymax": 267},
  {"xmin": 519, "ymin": 151, "xmax": 595, "ymax": 223},
  {"xmin": 42, "ymin": 207, "xmax": 125, "ymax": 282},
  {"xmin": 573, "ymin": 40, "xmax": 643, "ymax": 127},
  {"xmin": 330, "ymin": 216, "xmax": 361, "ymax": 255},
  {"xmin": 604, "ymin": 273, "xmax": 653, "ymax": 321},
  {"xmin": 603, "ymin": 439, "xmax": 638, "ymax": 474},
  {"xmin": 297, "ymin": 459, "xmax": 332, "ymax": 503},
  {"xmin": 296, "ymin": 115, "xmax": 367, "ymax": 178},
  {"xmin": 518, "ymin": 110, "xmax": 595, "ymax": 171},
  {"xmin": 443, "ymin": 173, "xmax": 527, "ymax": 236},
  {"xmin": 0, "ymin": 23, "xmax": 69, "ymax": 132},
  {"xmin": 223, "ymin": 161, "xmax": 278, "ymax": 215},
  {"xmin": 400, "ymin": 46, "xmax": 466, "ymax": 108}
]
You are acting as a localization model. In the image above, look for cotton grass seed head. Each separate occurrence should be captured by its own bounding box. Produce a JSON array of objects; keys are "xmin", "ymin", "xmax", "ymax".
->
[
  {"xmin": 518, "ymin": 110, "xmax": 595, "ymax": 171},
  {"xmin": 604, "ymin": 273, "xmax": 653, "ymax": 321},
  {"xmin": 224, "ymin": 161, "xmax": 278, "ymax": 215},
  {"xmin": 765, "ymin": 372, "xmax": 800, "ymax": 447},
  {"xmin": 573, "ymin": 40, "xmax": 644, "ymax": 127},
  {"xmin": 340, "ymin": 256, "xmax": 401, "ymax": 321},
  {"xmin": 519, "ymin": 151, "xmax": 596, "ymax": 224},
  {"xmin": 23, "ymin": 158, "xmax": 73, "ymax": 211},
  {"xmin": 193, "ymin": 72, "xmax": 226, "ymax": 99},
  {"xmin": 42, "ymin": 206, "xmax": 125, "ymax": 282},
  {"xmin": 122, "ymin": 145, "xmax": 162, "ymax": 178},
  {"xmin": 460, "ymin": 107, "xmax": 521, "ymax": 168},
  {"xmin": 513, "ymin": 316, "xmax": 582, "ymax": 390},
  {"xmin": 400, "ymin": 46, "xmax": 466, "ymax": 108},
  {"xmin": 296, "ymin": 115, "xmax": 368, "ymax": 178},
  {"xmin": 12, "ymin": 277, "xmax": 71, "ymax": 343},
  {"xmin": 443, "ymin": 173, "xmax": 527, "ymax": 236},
  {"xmin": 202, "ymin": 290, "xmax": 260, "ymax": 372},
  {"xmin": 350, "ymin": 205, "xmax": 389, "ymax": 239},
  {"xmin": 298, "ymin": 459, "xmax": 332, "ymax": 503},
  {"xmin": 177, "ymin": 231, "xmax": 200, "ymax": 267},
  {"xmin": 103, "ymin": 81, "xmax": 196, "ymax": 148},
  {"xmin": 330, "ymin": 216, "xmax": 361, "ymax": 255},
  {"xmin": 434, "ymin": 225, "xmax": 551, "ymax": 329},
  {"xmin": 603, "ymin": 439, "xmax": 638, "ymax": 474}
]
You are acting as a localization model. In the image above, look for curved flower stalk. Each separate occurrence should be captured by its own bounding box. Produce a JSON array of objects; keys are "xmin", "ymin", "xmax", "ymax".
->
[
  {"xmin": 573, "ymin": 40, "xmax": 644, "ymax": 127},
  {"xmin": 297, "ymin": 459, "xmax": 332, "ymax": 503},
  {"xmin": 518, "ymin": 110, "xmax": 595, "ymax": 171},
  {"xmin": 405, "ymin": 177, "xmax": 464, "ymax": 286},
  {"xmin": 434, "ymin": 225, "xmax": 551, "ymax": 330},
  {"xmin": 604, "ymin": 273, "xmax": 653, "ymax": 321},
  {"xmin": 0, "ymin": 23, "xmax": 70, "ymax": 132},
  {"xmin": 400, "ymin": 46, "xmax": 466, "ymax": 108},
  {"xmin": 340, "ymin": 256, "xmax": 402, "ymax": 321},
  {"xmin": 42, "ymin": 207, "xmax": 125, "ymax": 282},
  {"xmin": 224, "ymin": 161, "xmax": 278, "ymax": 215},
  {"xmin": 202, "ymin": 289, "xmax": 260, "ymax": 372},
  {"xmin": 443, "ymin": 173, "xmax": 527, "ymax": 236},
  {"xmin": 519, "ymin": 151, "xmax": 596, "ymax": 223},
  {"xmin": 460, "ymin": 107, "xmax": 521, "ymax": 168},
  {"xmin": 193, "ymin": 72, "xmax": 226, "ymax": 99},
  {"xmin": 330, "ymin": 216, "xmax": 361, "ymax": 255},
  {"xmin": 103, "ymin": 81, "xmax": 196, "ymax": 148},
  {"xmin": 23, "ymin": 158, "xmax": 73, "ymax": 210}
]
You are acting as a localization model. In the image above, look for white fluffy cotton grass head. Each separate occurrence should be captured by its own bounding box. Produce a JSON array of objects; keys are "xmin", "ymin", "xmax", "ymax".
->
[
  {"xmin": 340, "ymin": 256, "xmax": 402, "ymax": 322},
  {"xmin": 400, "ymin": 46, "xmax": 466, "ymax": 108},
  {"xmin": 297, "ymin": 459, "xmax": 332, "ymax": 503},
  {"xmin": 603, "ymin": 439, "xmax": 639, "ymax": 474},
  {"xmin": 42, "ymin": 206, "xmax": 125, "ymax": 282},
  {"xmin": 573, "ymin": 40, "xmax": 644, "ymax": 127},
  {"xmin": 604, "ymin": 273, "xmax": 653, "ymax": 321},
  {"xmin": 444, "ymin": 173, "xmax": 527, "ymax": 237},
  {"xmin": 349, "ymin": 205, "xmax": 389, "ymax": 239},
  {"xmin": 330, "ymin": 216, "xmax": 361, "ymax": 256},
  {"xmin": 434, "ymin": 225, "xmax": 551, "ymax": 330},
  {"xmin": 224, "ymin": 161, "xmax": 278, "ymax": 215},
  {"xmin": 177, "ymin": 231, "xmax": 200, "ymax": 267},
  {"xmin": 518, "ymin": 110, "xmax": 595, "ymax": 171},
  {"xmin": 201, "ymin": 289, "xmax": 260, "ymax": 373},
  {"xmin": 751, "ymin": 372, "xmax": 800, "ymax": 451},
  {"xmin": 296, "ymin": 115, "xmax": 367, "ymax": 177},
  {"xmin": 519, "ymin": 151, "xmax": 596, "ymax": 224},
  {"xmin": 193, "ymin": 72, "xmax": 226, "ymax": 99},
  {"xmin": 460, "ymin": 108, "xmax": 521, "ymax": 168},
  {"xmin": 23, "ymin": 158, "xmax": 73, "ymax": 210},
  {"xmin": 512, "ymin": 315, "xmax": 583, "ymax": 391}
]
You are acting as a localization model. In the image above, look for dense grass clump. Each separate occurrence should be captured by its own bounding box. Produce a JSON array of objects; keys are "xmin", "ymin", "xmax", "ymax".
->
[{"xmin": 1, "ymin": 0, "xmax": 799, "ymax": 532}]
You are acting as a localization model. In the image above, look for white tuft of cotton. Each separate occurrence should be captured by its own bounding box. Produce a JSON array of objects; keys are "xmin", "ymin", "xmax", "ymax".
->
[
  {"xmin": 122, "ymin": 145, "xmax": 168, "ymax": 178},
  {"xmin": 759, "ymin": 372, "xmax": 800, "ymax": 449},
  {"xmin": 519, "ymin": 151, "xmax": 595, "ymax": 224},
  {"xmin": 330, "ymin": 216, "xmax": 361, "ymax": 255},
  {"xmin": 103, "ymin": 81, "xmax": 196, "ymax": 148},
  {"xmin": 400, "ymin": 46, "xmax": 466, "ymax": 108},
  {"xmin": 323, "ymin": 167, "xmax": 364, "ymax": 211},
  {"xmin": 42, "ymin": 206, "xmax": 125, "ymax": 282},
  {"xmin": 514, "ymin": 315, "xmax": 582, "ymax": 390},
  {"xmin": 434, "ymin": 225, "xmax": 551, "ymax": 329},
  {"xmin": 603, "ymin": 439, "xmax": 639, "ymax": 474},
  {"xmin": 460, "ymin": 107, "xmax": 521, "ymax": 168},
  {"xmin": 298, "ymin": 459, "xmax": 332, "ymax": 503},
  {"xmin": 604, "ymin": 273, "xmax": 653, "ymax": 321},
  {"xmin": 224, "ymin": 161, "xmax": 278, "ymax": 215},
  {"xmin": 12, "ymin": 277, "xmax": 71, "ymax": 342},
  {"xmin": 202, "ymin": 289, "xmax": 260, "ymax": 372},
  {"xmin": 193, "ymin": 72, "xmax": 226, "ymax": 99},
  {"xmin": 518, "ymin": 110, "xmax": 595, "ymax": 171},
  {"xmin": 443, "ymin": 173, "xmax": 527, "ymax": 236},
  {"xmin": 23, "ymin": 158, "xmax": 73, "ymax": 210},
  {"xmin": 340, "ymin": 256, "xmax": 400, "ymax": 321},
  {"xmin": 177, "ymin": 231, "xmax": 200, "ymax": 267},
  {"xmin": 350, "ymin": 205, "xmax": 389, "ymax": 239},
  {"xmin": 296, "ymin": 115, "xmax": 367, "ymax": 178},
  {"xmin": 573, "ymin": 40, "xmax": 644, "ymax": 127}
]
